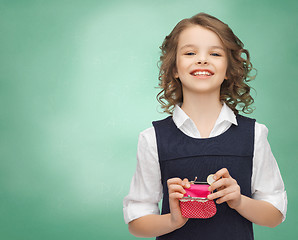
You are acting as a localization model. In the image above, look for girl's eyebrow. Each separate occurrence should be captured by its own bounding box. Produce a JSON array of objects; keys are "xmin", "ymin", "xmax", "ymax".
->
[
  {"xmin": 179, "ymin": 44, "xmax": 225, "ymax": 51},
  {"xmin": 210, "ymin": 46, "xmax": 225, "ymax": 51},
  {"xmin": 179, "ymin": 44, "xmax": 197, "ymax": 50}
]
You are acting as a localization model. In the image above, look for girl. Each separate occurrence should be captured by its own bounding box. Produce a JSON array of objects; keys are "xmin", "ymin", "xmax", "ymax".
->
[{"xmin": 123, "ymin": 13, "xmax": 287, "ymax": 239}]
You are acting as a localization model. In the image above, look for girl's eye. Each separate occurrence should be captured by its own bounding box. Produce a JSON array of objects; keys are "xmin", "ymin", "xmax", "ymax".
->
[
  {"xmin": 185, "ymin": 52, "xmax": 195, "ymax": 55},
  {"xmin": 210, "ymin": 53, "xmax": 221, "ymax": 56}
]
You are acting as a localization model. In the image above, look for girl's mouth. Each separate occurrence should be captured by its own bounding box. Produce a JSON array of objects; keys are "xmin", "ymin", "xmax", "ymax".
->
[
  {"xmin": 190, "ymin": 69, "xmax": 214, "ymax": 77},
  {"xmin": 190, "ymin": 69, "xmax": 214, "ymax": 78}
]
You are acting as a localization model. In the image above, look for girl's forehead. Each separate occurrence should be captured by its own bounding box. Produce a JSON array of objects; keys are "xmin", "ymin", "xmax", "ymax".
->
[{"xmin": 177, "ymin": 25, "xmax": 224, "ymax": 50}]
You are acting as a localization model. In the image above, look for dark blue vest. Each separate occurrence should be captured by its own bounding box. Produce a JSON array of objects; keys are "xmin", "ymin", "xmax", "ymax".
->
[{"xmin": 152, "ymin": 114, "xmax": 255, "ymax": 240}]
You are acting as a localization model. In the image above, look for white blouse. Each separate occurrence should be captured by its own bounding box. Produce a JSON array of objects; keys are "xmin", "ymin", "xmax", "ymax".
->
[{"xmin": 123, "ymin": 103, "xmax": 287, "ymax": 224}]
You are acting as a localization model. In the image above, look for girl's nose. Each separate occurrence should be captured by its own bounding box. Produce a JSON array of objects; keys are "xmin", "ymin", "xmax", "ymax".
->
[
  {"xmin": 196, "ymin": 52, "xmax": 208, "ymax": 65},
  {"xmin": 197, "ymin": 59, "xmax": 208, "ymax": 65}
]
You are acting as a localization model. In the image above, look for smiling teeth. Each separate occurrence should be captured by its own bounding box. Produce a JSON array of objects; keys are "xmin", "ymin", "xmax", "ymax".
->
[{"xmin": 193, "ymin": 71, "xmax": 211, "ymax": 76}]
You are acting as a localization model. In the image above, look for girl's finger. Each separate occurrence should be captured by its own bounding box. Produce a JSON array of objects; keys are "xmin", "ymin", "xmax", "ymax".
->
[
  {"xmin": 215, "ymin": 192, "xmax": 239, "ymax": 204},
  {"xmin": 169, "ymin": 192, "xmax": 185, "ymax": 200},
  {"xmin": 167, "ymin": 178, "xmax": 182, "ymax": 187},
  {"xmin": 168, "ymin": 184, "xmax": 186, "ymax": 194},
  {"xmin": 181, "ymin": 178, "xmax": 190, "ymax": 188},
  {"xmin": 214, "ymin": 168, "xmax": 231, "ymax": 180},
  {"xmin": 209, "ymin": 177, "xmax": 233, "ymax": 192},
  {"xmin": 208, "ymin": 186, "xmax": 233, "ymax": 200}
]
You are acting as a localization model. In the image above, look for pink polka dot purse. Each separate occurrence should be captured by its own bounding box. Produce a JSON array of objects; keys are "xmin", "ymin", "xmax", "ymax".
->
[{"xmin": 179, "ymin": 177, "xmax": 217, "ymax": 219}]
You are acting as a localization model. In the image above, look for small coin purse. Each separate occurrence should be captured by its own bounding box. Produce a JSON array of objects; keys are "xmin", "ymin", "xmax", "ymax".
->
[{"xmin": 179, "ymin": 177, "xmax": 217, "ymax": 219}]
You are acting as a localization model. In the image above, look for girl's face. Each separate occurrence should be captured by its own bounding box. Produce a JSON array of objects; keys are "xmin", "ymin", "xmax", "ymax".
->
[{"xmin": 175, "ymin": 25, "xmax": 228, "ymax": 97}]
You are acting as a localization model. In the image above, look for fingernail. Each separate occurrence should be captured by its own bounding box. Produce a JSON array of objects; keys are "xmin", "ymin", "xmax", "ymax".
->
[{"xmin": 186, "ymin": 183, "xmax": 190, "ymax": 188}]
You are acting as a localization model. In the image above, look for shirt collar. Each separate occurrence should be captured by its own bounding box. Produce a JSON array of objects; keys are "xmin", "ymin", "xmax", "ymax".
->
[
  {"xmin": 216, "ymin": 102, "xmax": 238, "ymax": 126},
  {"xmin": 172, "ymin": 102, "xmax": 238, "ymax": 129}
]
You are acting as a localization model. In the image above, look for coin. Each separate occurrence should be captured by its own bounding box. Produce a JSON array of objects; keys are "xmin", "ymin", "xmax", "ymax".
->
[{"xmin": 207, "ymin": 174, "xmax": 215, "ymax": 185}]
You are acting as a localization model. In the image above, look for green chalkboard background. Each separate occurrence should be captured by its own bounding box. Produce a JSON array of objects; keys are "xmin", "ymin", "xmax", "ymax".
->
[{"xmin": 1, "ymin": 0, "xmax": 297, "ymax": 239}]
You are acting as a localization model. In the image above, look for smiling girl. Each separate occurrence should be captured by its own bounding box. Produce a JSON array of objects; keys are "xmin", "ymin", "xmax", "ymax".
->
[{"xmin": 123, "ymin": 13, "xmax": 287, "ymax": 240}]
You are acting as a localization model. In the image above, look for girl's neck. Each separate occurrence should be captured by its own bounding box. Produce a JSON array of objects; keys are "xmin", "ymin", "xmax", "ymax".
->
[{"xmin": 181, "ymin": 91, "xmax": 223, "ymax": 125}]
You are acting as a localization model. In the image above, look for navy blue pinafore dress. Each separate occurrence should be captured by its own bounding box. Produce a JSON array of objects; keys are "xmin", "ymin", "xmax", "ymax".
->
[{"xmin": 152, "ymin": 114, "xmax": 255, "ymax": 240}]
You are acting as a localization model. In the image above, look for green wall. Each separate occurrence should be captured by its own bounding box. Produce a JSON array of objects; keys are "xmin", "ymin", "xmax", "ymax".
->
[{"xmin": 1, "ymin": 0, "xmax": 297, "ymax": 239}]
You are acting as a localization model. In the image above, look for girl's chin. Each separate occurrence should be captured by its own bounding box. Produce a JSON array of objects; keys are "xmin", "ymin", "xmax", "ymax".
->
[{"xmin": 182, "ymin": 85, "xmax": 222, "ymax": 95}]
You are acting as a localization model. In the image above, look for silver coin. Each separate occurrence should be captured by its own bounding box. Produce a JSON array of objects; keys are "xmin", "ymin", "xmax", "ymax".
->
[{"xmin": 207, "ymin": 174, "xmax": 215, "ymax": 185}]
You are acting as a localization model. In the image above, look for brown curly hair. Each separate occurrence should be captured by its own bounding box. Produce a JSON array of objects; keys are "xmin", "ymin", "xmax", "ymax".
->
[{"xmin": 157, "ymin": 12, "xmax": 256, "ymax": 115}]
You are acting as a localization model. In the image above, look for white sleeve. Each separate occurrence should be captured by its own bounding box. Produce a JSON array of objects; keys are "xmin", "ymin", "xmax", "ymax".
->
[
  {"xmin": 123, "ymin": 127, "xmax": 163, "ymax": 224},
  {"xmin": 251, "ymin": 122, "xmax": 287, "ymax": 221}
]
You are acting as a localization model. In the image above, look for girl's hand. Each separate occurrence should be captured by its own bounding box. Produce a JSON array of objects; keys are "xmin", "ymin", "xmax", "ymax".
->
[
  {"xmin": 167, "ymin": 177, "xmax": 190, "ymax": 229},
  {"xmin": 207, "ymin": 168, "xmax": 242, "ymax": 209}
]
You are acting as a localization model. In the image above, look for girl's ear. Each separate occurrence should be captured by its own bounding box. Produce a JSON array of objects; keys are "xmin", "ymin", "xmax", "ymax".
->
[
  {"xmin": 224, "ymin": 71, "xmax": 228, "ymax": 80},
  {"xmin": 173, "ymin": 67, "xmax": 179, "ymax": 79}
]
